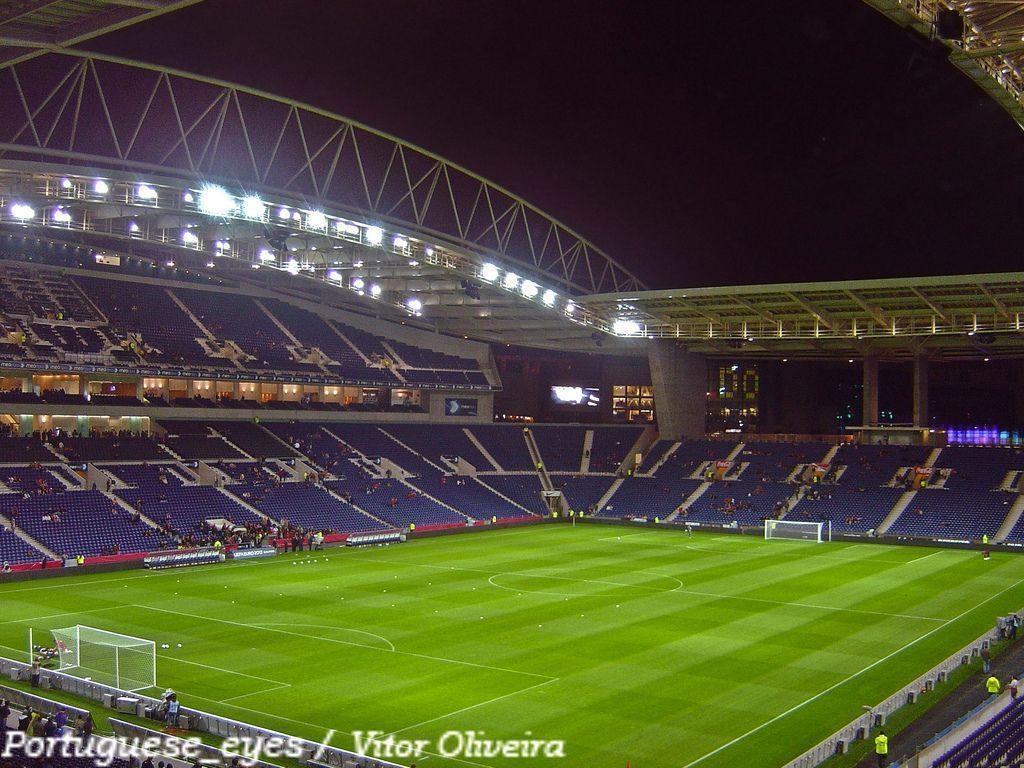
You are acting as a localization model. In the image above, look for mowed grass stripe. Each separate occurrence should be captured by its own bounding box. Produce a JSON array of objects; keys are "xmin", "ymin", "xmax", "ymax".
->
[{"xmin": 2, "ymin": 526, "xmax": 1024, "ymax": 768}]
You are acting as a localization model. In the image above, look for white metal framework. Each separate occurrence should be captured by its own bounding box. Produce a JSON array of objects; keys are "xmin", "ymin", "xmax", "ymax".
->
[{"xmin": 764, "ymin": 519, "xmax": 832, "ymax": 543}]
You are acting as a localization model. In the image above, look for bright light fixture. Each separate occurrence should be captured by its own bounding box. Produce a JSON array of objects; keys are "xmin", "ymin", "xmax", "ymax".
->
[
  {"xmin": 366, "ymin": 225, "xmax": 384, "ymax": 246},
  {"xmin": 52, "ymin": 209, "xmax": 72, "ymax": 223},
  {"xmin": 406, "ymin": 298, "xmax": 422, "ymax": 313},
  {"xmin": 181, "ymin": 231, "xmax": 199, "ymax": 246},
  {"xmin": 369, "ymin": 283, "xmax": 382, "ymax": 297},
  {"xmin": 520, "ymin": 280, "xmax": 539, "ymax": 299},
  {"xmin": 59, "ymin": 178, "xmax": 72, "ymax": 190},
  {"xmin": 278, "ymin": 207, "xmax": 290, "ymax": 220},
  {"xmin": 183, "ymin": 192, "xmax": 194, "ymax": 203},
  {"xmin": 206, "ymin": 261, "xmax": 216, "ymax": 268},
  {"xmin": 565, "ymin": 302, "xmax": 576, "ymax": 315},
  {"xmin": 136, "ymin": 184, "xmax": 158, "ymax": 201},
  {"xmin": 128, "ymin": 221, "xmax": 140, "ymax": 233},
  {"xmin": 198, "ymin": 184, "xmax": 235, "ymax": 216},
  {"xmin": 393, "ymin": 236, "xmax": 408, "ymax": 249},
  {"xmin": 242, "ymin": 196, "xmax": 265, "ymax": 219},
  {"xmin": 10, "ymin": 203, "xmax": 34, "ymax": 221},
  {"xmin": 93, "ymin": 180, "xmax": 109, "ymax": 195},
  {"xmin": 286, "ymin": 258, "xmax": 300, "ymax": 275},
  {"xmin": 480, "ymin": 263, "xmax": 500, "ymax": 282},
  {"xmin": 258, "ymin": 249, "xmax": 276, "ymax": 262},
  {"xmin": 503, "ymin": 272, "xmax": 519, "ymax": 290},
  {"xmin": 307, "ymin": 210, "xmax": 328, "ymax": 230},
  {"xmin": 326, "ymin": 270, "xmax": 342, "ymax": 282},
  {"xmin": 542, "ymin": 289, "xmax": 557, "ymax": 306},
  {"xmin": 613, "ymin": 319, "xmax": 641, "ymax": 335},
  {"xmin": 351, "ymin": 277, "xmax": 365, "ymax": 290}
]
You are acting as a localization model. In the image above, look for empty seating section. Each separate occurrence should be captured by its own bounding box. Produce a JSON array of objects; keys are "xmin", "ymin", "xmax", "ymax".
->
[
  {"xmin": 0, "ymin": 524, "xmax": 44, "ymax": 564},
  {"xmin": 740, "ymin": 441, "xmax": 829, "ymax": 481},
  {"xmin": 107, "ymin": 464, "xmax": 184, "ymax": 488},
  {"xmin": 261, "ymin": 422, "xmax": 355, "ymax": 472},
  {"xmin": 588, "ymin": 426, "xmax": 644, "ymax": 472},
  {"xmin": 326, "ymin": 423, "xmax": 432, "ymax": 473},
  {"xmin": 4, "ymin": 490, "xmax": 163, "ymax": 556},
  {"xmin": 165, "ymin": 435, "xmax": 246, "ymax": 460},
  {"xmin": 637, "ymin": 440, "xmax": 678, "ymax": 474},
  {"xmin": 788, "ymin": 486, "xmax": 903, "ymax": 533},
  {"xmin": 933, "ymin": 446, "xmax": 1024, "ymax": 491},
  {"xmin": 213, "ymin": 461, "xmax": 280, "ymax": 483},
  {"xmin": 932, "ymin": 697, "xmax": 1024, "ymax": 768},
  {"xmin": 601, "ymin": 477, "xmax": 702, "ymax": 518},
  {"xmin": 0, "ymin": 436, "xmax": 56, "ymax": 462},
  {"xmin": 469, "ymin": 425, "xmax": 535, "ymax": 470},
  {"xmin": 207, "ymin": 421, "xmax": 298, "ymax": 459},
  {"xmin": 225, "ymin": 482, "xmax": 386, "ymax": 533},
  {"xmin": 59, "ymin": 435, "xmax": 167, "ymax": 462},
  {"xmin": 327, "ymin": 477, "xmax": 465, "ymax": 528},
  {"xmin": 408, "ymin": 469, "xmax": 527, "ymax": 519},
  {"xmin": 0, "ymin": 466, "xmax": 68, "ymax": 493},
  {"xmin": 481, "ymin": 474, "xmax": 547, "ymax": 516},
  {"xmin": 831, "ymin": 443, "xmax": 932, "ymax": 488},
  {"xmin": 32, "ymin": 323, "xmax": 106, "ymax": 354},
  {"xmin": 385, "ymin": 338, "xmax": 481, "ymax": 371},
  {"xmin": 117, "ymin": 486, "xmax": 260, "ymax": 538},
  {"xmin": 551, "ymin": 474, "xmax": 617, "ymax": 514},
  {"xmin": 887, "ymin": 489, "xmax": 1013, "ymax": 540},
  {"xmin": 684, "ymin": 481, "xmax": 795, "ymax": 526},
  {"xmin": 531, "ymin": 425, "xmax": 587, "ymax": 471},
  {"xmin": 652, "ymin": 439, "xmax": 738, "ymax": 479},
  {"xmin": 382, "ymin": 424, "xmax": 493, "ymax": 470},
  {"xmin": 73, "ymin": 275, "xmax": 226, "ymax": 368},
  {"xmin": 0, "ymin": 266, "xmax": 99, "ymax": 321},
  {"xmin": 174, "ymin": 289, "xmax": 314, "ymax": 372}
]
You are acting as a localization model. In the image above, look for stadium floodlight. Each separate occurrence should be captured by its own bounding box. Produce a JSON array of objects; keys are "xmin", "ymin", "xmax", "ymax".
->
[
  {"xmin": 136, "ymin": 184, "xmax": 158, "ymax": 201},
  {"xmin": 286, "ymin": 258, "xmax": 300, "ymax": 275},
  {"xmin": 503, "ymin": 272, "xmax": 519, "ymax": 290},
  {"xmin": 198, "ymin": 184, "xmax": 235, "ymax": 216},
  {"xmin": 369, "ymin": 283, "xmax": 382, "ymax": 297},
  {"xmin": 366, "ymin": 225, "xmax": 384, "ymax": 246},
  {"xmin": 351, "ymin": 277, "xmax": 365, "ymax": 290},
  {"xmin": 521, "ymin": 280, "xmax": 539, "ymax": 299},
  {"xmin": 292, "ymin": 211, "xmax": 302, "ymax": 221},
  {"xmin": 542, "ymin": 289, "xmax": 557, "ymax": 307},
  {"xmin": 406, "ymin": 297, "xmax": 422, "ymax": 313},
  {"xmin": 181, "ymin": 231, "xmax": 199, "ymax": 246},
  {"xmin": 10, "ymin": 203, "xmax": 34, "ymax": 221},
  {"xmin": 52, "ymin": 209, "xmax": 72, "ymax": 224},
  {"xmin": 326, "ymin": 269, "xmax": 342, "ymax": 282},
  {"xmin": 480, "ymin": 263, "xmax": 500, "ymax": 282},
  {"xmin": 258, "ymin": 249, "xmax": 276, "ymax": 262},
  {"xmin": 565, "ymin": 301, "xmax": 576, "ymax": 315},
  {"xmin": 206, "ymin": 261, "xmax": 215, "ymax": 268},
  {"xmin": 128, "ymin": 221, "xmax": 140, "ymax": 233},
  {"xmin": 182, "ymin": 192, "xmax": 194, "ymax": 203},
  {"xmin": 393, "ymin": 236, "xmax": 408, "ymax": 250},
  {"xmin": 242, "ymin": 195, "xmax": 265, "ymax": 219},
  {"xmin": 93, "ymin": 179, "xmax": 109, "ymax": 194},
  {"xmin": 336, "ymin": 221, "xmax": 360, "ymax": 236},
  {"xmin": 278, "ymin": 207, "xmax": 290, "ymax": 220},
  {"xmin": 613, "ymin": 319, "xmax": 641, "ymax": 335},
  {"xmin": 307, "ymin": 210, "xmax": 328, "ymax": 230},
  {"xmin": 59, "ymin": 178, "xmax": 72, "ymax": 190}
]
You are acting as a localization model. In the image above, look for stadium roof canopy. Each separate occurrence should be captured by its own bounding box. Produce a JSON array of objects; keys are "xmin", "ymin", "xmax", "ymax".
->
[
  {"xmin": 865, "ymin": 1, "xmax": 1024, "ymax": 130},
  {"xmin": 0, "ymin": 0, "xmax": 200, "ymax": 68}
]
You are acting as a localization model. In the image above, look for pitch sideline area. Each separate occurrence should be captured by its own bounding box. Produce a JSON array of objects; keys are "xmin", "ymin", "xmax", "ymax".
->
[{"xmin": 1, "ymin": 526, "xmax": 1023, "ymax": 768}]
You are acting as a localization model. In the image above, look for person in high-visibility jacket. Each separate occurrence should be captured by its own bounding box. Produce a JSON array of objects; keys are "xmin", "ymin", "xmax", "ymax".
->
[
  {"xmin": 874, "ymin": 731, "xmax": 888, "ymax": 768},
  {"xmin": 987, "ymin": 675, "xmax": 1001, "ymax": 695}
]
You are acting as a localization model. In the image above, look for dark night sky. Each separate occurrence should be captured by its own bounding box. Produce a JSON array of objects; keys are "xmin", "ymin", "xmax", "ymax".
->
[{"xmin": 85, "ymin": 0, "xmax": 1024, "ymax": 290}]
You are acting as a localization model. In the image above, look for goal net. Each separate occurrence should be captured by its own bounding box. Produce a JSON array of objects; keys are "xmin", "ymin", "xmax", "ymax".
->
[
  {"xmin": 764, "ymin": 519, "xmax": 831, "ymax": 543},
  {"xmin": 35, "ymin": 625, "xmax": 156, "ymax": 692}
]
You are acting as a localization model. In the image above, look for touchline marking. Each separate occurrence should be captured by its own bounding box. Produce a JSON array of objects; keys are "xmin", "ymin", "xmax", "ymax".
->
[
  {"xmin": 220, "ymin": 683, "xmax": 292, "ymax": 703},
  {"xmin": 678, "ymin": 573, "xmax": 1024, "ymax": 768},
  {"xmin": 386, "ymin": 677, "xmax": 560, "ymax": 737},
  {"xmin": 254, "ymin": 622, "xmax": 396, "ymax": 652},
  {"xmin": 907, "ymin": 551, "xmax": 942, "ymax": 564},
  {"xmin": 159, "ymin": 655, "xmax": 290, "ymax": 686},
  {"xmin": 132, "ymin": 604, "xmax": 554, "ymax": 681}
]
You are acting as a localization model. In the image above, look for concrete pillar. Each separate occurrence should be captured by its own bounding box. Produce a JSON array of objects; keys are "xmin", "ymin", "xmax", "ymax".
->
[
  {"xmin": 913, "ymin": 356, "xmax": 929, "ymax": 428},
  {"xmin": 648, "ymin": 340, "xmax": 707, "ymax": 440},
  {"xmin": 77, "ymin": 374, "xmax": 89, "ymax": 397},
  {"xmin": 862, "ymin": 356, "xmax": 879, "ymax": 427}
]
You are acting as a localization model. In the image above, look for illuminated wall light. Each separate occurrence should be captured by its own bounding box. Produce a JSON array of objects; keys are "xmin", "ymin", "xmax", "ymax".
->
[
  {"xmin": 206, "ymin": 261, "xmax": 216, "ymax": 268},
  {"xmin": 198, "ymin": 184, "xmax": 235, "ymax": 216},
  {"xmin": 242, "ymin": 196, "xmax": 265, "ymax": 219},
  {"xmin": 352, "ymin": 260, "xmax": 364, "ymax": 268},
  {"xmin": 480, "ymin": 263, "xmax": 500, "ymax": 282},
  {"xmin": 612, "ymin": 319, "xmax": 641, "ymax": 335},
  {"xmin": 136, "ymin": 184, "xmax": 158, "ymax": 201},
  {"xmin": 286, "ymin": 258, "xmax": 300, "ymax": 275},
  {"xmin": 93, "ymin": 180, "xmax": 109, "ymax": 195},
  {"xmin": 542, "ymin": 289, "xmax": 557, "ymax": 307},
  {"xmin": 408, "ymin": 260, "xmax": 419, "ymax": 267},
  {"xmin": 503, "ymin": 272, "xmax": 519, "ymax": 290},
  {"xmin": 10, "ymin": 203, "xmax": 34, "ymax": 221},
  {"xmin": 291, "ymin": 211, "xmax": 302, "ymax": 221},
  {"xmin": 369, "ymin": 284, "xmax": 382, "ymax": 297},
  {"xmin": 393, "ymin": 236, "xmax": 408, "ymax": 249},
  {"xmin": 351, "ymin": 277, "xmax": 365, "ymax": 290},
  {"xmin": 307, "ymin": 210, "xmax": 328, "ymax": 230},
  {"xmin": 520, "ymin": 280, "xmax": 539, "ymax": 299},
  {"xmin": 181, "ymin": 231, "xmax": 199, "ymax": 246},
  {"xmin": 425, "ymin": 247, "xmax": 434, "ymax": 256},
  {"xmin": 165, "ymin": 261, "xmax": 175, "ymax": 268},
  {"xmin": 366, "ymin": 225, "xmax": 384, "ymax": 246}
]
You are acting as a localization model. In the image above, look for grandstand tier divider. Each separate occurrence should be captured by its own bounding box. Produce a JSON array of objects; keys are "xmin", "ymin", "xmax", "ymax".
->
[
  {"xmin": 0, "ymin": 511, "xmax": 57, "ymax": 559},
  {"xmin": 461, "ymin": 428, "xmax": 502, "ymax": 471},
  {"xmin": 994, "ymin": 494, "xmax": 1024, "ymax": 542},
  {"xmin": 876, "ymin": 490, "xmax": 918, "ymax": 535}
]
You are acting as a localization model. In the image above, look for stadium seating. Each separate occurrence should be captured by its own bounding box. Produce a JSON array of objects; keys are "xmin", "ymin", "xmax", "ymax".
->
[
  {"xmin": 683, "ymin": 480, "xmax": 795, "ymax": 526},
  {"xmin": 787, "ymin": 486, "xmax": 904, "ymax": 534},
  {"xmin": 551, "ymin": 473, "xmax": 617, "ymax": 514},
  {"xmin": 588, "ymin": 425, "xmax": 645, "ymax": 472},
  {"xmin": 830, "ymin": 443, "xmax": 932, "ymax": 488},
  {"xmin": 0, "ymin": 436, "xmax": 58, "ymax": 462},
  {"xmin": 932, "ymin": 696, "xmax": 1024, "ymax": 768},
  {"xmin": 380, "ymin": 423, "xmax": 494, "ymax": 471},
  {"xmin": 206, "ymin": 421, "xmax": 299, "ymax": 459},
  {"xmin": 886, "ymin": 489, "xmax": 1013, "ymax": 541},
  {"xmin": 326, "ymin": 477, "xmax": 467, "ymax": 528},
  {"xmin": 117, "ymin": 485, "xmax": 262, "ymax": 538},
  {"xmin": 530, "ymin": 425, "xmax": 588, "ymax": 472},
  {"xmin": 0, "ymin": 524, "xmax": 46, "ymax": 565},
  {"xmin": 739, "ymin": 441, "xmax": 830, "ymax": 481},
  {"xmin": 931, "ymin": 446, "xmax": 1024, "ymax": 491},
  {"xmin": 469, "ymin": 425, "xmax": 536, "ymax": 470},
  {"xmin": 599, "ymin": 477, "xmax": 703, "ymax": 519},
  {"xmin": 224, "ymin": 482, "xmax": 387, "ymax": 533}
]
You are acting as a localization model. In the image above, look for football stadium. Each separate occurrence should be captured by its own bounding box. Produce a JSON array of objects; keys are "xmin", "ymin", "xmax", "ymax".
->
[{"xmin": 2, "ymin": 2, "xmax": 1024, "ymax": 768}]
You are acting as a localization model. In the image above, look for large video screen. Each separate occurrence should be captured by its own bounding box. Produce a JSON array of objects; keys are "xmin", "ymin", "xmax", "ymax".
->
[
  {"xmin": 550, "ymin": 385, "xmax": 600, "ymax": 409},
  {"xmin": 445, "ymin": 397, "xmax": 478, "ymax": 416}
]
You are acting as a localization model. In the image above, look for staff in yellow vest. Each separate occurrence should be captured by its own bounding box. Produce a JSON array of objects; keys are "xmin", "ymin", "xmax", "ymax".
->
[
  {"xmin": 987, "ymin": 675, "xmax": 1001, "ymax": 695},
  {"xmin": 873, "ymin": 731, "xmax": 888, "ymax": 768}
]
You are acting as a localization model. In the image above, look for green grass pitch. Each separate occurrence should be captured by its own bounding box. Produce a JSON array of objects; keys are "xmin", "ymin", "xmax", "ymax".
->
[{"xmin": 2, "ymin": 524, "xmax": 1024, "ymax": 768}]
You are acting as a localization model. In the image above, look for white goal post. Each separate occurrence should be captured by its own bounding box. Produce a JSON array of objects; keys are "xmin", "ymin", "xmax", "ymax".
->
[
  {"xmin": 31, "ymin": 625, "xmax": 156, "ymax": 692},
  {"xmin": 764, "ymin": 519, "xmax": 832, "ymax": 543}
]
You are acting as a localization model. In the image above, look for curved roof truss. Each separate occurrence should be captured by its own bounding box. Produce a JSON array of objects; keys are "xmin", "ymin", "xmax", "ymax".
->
[{"xmin": 0, "ymin": 50, "xmax": 645, "ymax": 296}]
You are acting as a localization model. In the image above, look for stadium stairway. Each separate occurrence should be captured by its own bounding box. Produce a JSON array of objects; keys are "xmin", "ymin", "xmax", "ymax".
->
[
  {"xmin": 0, "ymin": 511, "xmax": 57, "ymax": 559},
  {"xmin": 1000, "ymin": 470, "xmax": 1020, "ymax": 492},
  {"xmin": 877, "ymin": 490, "xmax": 918, "ymax": 535},
  {"xmin": 666, "ymin": 481, "xmax": 712, "ymax": 521},
  {"xmin": 775, "ymin": 485, "xmax": 809, "ymax": 519},
  {"xmin": 217, "ymin": 486, "xmax": 272, "ymax": 523},
  {"xmin": 994, "ymin": 494, "xmax": 1024, "ymax": 542},
  {"xmin": 642, "ymin": 441, "xmax": 681, "ymax": 476},
  {"xmin": 209, "ymin": 428, "xmax": 255, "ymax": 461},
  {"xmin": 596, "ymin": 477, "xmax": 624, "ymax": 511},
  {"xmin": 320, "ymin": 484, "xmax": 393, "ymax": 528},
  {"xmin": 924, "ymin": 446, "xmax": 943, "ymax": 467},
  {"xmin": 102, "ymin": 489, "xmax": 163, "ymax": 532},
  {"xmin": 462, "ymin": 428, "xmax": 502, "ymax": 470},
  {"xmin": 473, "ymin": 476, "xmax": 540, "ymax": 518},
  {"xmin": 580, "ymin": 430, "xmax": 594, "ymax": 473}
]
